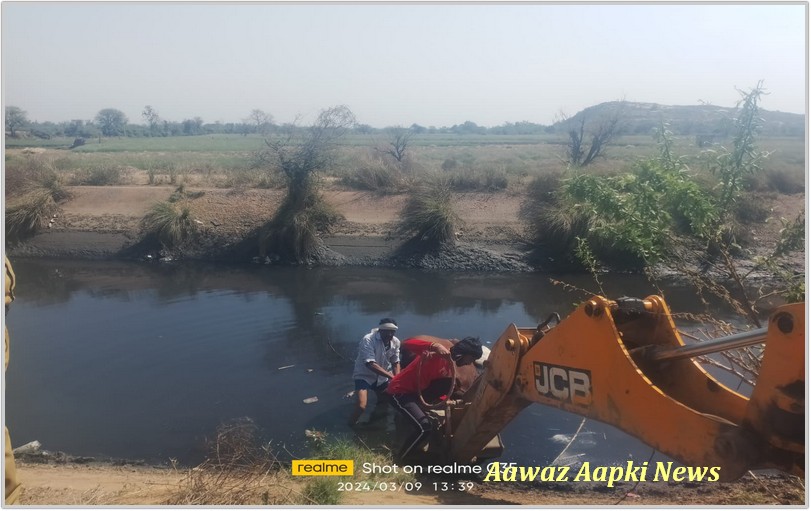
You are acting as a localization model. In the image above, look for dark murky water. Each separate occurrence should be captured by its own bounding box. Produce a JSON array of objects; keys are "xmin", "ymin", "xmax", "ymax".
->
[{"xmin": 5, "ymin": 259, "xmax": 755, "ymax": 467}]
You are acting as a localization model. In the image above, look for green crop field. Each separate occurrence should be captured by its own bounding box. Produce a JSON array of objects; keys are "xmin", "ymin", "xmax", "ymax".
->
[{"xmin": 4, "ymin": 132, "xmax": 805, "ymax": 194}]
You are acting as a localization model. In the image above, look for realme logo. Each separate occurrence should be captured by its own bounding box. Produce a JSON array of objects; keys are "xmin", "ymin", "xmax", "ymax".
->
[{"xmin": 292, "ymin": 460, "xmax": 354, "ymax": 476}]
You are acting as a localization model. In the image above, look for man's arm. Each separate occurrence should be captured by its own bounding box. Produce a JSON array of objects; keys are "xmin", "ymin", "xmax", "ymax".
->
[
  {"xmin": 402, "ymin": 338, "xmax": 451, "ymax": 358},
  {"xmin": 365, "ymin": 361, "xmax": 395, "ymax": 380}
]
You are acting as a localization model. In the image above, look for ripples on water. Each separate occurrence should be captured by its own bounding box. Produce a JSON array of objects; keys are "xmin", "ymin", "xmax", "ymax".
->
[{"xmin": 6, "ymin": 258, "xmax": 759, "ymax": 466}]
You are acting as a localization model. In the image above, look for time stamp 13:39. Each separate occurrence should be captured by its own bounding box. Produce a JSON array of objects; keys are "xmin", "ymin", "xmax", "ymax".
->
[{"xmin": 336, "ymin": 481, "xmax": 475, "ymax": 492}]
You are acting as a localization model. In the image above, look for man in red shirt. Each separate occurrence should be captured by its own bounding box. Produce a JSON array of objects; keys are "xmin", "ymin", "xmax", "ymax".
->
[{"xmin": 386, "ymin": 336, "xmax": 483, "ymax": 461}]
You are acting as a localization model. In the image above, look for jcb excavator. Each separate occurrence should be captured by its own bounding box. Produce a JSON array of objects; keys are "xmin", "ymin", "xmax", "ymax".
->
[{"xmin": 409, "ymin": 295, "xmax": 804, "ymax": 482}]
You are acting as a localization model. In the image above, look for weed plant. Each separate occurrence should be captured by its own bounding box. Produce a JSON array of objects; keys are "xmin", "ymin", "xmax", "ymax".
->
[
  {"xmin": 6, "ymin": 188, "xmax": 59, "ymax": 240},
  {"xmin": 260, "ymin": 193, "xmax": 343, "ymax": 261},
  {"xmin": 444, "ymin": 166, "xmax": 510, "ymax": 192},
  {"xmin": 301, "ymin": 431, "xmax": 412, "ymax": 505},
  {"xmin": 338, "ymin": 153, "xmax": 409, "ymax": 192},
  {"xmin": 396, "ymin": 178, "xmax": 460, "ymax": 246},
  {"xmin": 5, "ymin": 155, "xmax": 71, "ymax": 240},
  {"xmin": 70, "ymin": 164, "xmax": 124, "ymax": 185},
  {"xmin": 166, "ymin": 419, "xmax": 294, "ymax": 505},
  {"xmin": 140, "ymin": 201, "xmax": 198, "ymax": 250}
]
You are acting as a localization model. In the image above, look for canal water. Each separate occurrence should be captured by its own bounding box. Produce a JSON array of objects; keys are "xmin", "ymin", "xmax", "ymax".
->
[{"xmin": 5, "ymin": 258, "xmax": 755, "ymax": 467}]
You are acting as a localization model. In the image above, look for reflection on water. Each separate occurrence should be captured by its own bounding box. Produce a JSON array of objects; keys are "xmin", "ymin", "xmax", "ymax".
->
[{"xmin": 6, "ymin": 258, "xmax": 756, "ymax": 466}]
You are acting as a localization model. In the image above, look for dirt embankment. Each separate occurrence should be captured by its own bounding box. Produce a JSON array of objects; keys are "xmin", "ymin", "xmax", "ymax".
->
[
  {"xmin": 7, "ymin": 185, "xmax": 804, "ymax": 275},
  {"xmin": 8, "ymin": 185, "xmax": 533, "ymax": 272}
]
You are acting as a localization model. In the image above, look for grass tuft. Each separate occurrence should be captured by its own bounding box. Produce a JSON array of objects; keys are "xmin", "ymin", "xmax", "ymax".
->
[
  {"xmin": 260, "ymin": 192, "xmax": 343, "ymax": 262},
  {"xmin": 339, "ymin": 155, "xmax": 408, "ymax": 192},
  {"xmin": 396, "ymin": 178, "xmax": 460, "ymax": 246},
  {"xmin": 5, "ymin": 156, "xmax": 71, "ymax": 241},
  {"xmin": 140, "ymin": 201, "xmax": 199, "ymax": 250},
  {"xmin": 6, "ymin": 188, "xmax": 59, "ymax": 241}
]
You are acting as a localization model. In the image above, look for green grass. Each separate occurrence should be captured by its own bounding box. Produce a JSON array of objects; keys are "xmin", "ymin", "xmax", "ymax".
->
[
  {"xmin": 6, "ymin": 134, "xmax": 268, "ymax": 153},
  {"xmin": 299, "ymin": 433, "xmax": 413, "ymax": 505},
  {"xmin": 5, "ymin": 133, "xmax": 803, "ymax": 196}
]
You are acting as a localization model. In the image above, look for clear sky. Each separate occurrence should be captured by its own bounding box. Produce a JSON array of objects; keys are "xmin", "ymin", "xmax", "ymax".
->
[{"xmin": 1, "ymin": 2, "xmax": 807, "ymax": 128}]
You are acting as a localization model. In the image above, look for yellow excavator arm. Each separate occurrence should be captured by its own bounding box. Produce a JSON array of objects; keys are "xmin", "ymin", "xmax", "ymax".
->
[{"xmin": 429, "ymin": 295, "xmax": 804, "ymax": 481}]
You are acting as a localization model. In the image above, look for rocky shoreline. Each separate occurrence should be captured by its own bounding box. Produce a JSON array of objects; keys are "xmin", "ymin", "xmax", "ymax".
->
[
  {"xmin": 6, "ymin": 185, "xmax": 804, "ymax": 280},
  {"xmin": 7, "ymin": 229, "xmax": 538, "ymax": 273}
]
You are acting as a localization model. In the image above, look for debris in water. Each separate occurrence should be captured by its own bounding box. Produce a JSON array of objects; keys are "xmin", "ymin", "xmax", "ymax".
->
[
  {"xmin": 13, "ymin": 440, "xmax": 41, "ymax": 455},
  {"xmin": 303, "ymin": 396, "xmax": 319, "ymax": 404},
  {"xmin": 307, "ymin": 369, "xmax": 314, "ymax": 373},
  {"xmin": 344, "ymin": 391, "xmax": 355, "ymax": 399},
  {"xmin": 278, "ymin": 365, "xmax": 295, "ymax": 370},
  {"xmin": 305, "ymin": 429, "xmax": 326, "ymax": 441}
]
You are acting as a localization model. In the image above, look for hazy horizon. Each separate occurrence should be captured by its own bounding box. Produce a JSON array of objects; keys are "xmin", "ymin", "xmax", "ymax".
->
[{"xmin": 2, "ymin": 2, "xmax": 807, "ymax": 129}]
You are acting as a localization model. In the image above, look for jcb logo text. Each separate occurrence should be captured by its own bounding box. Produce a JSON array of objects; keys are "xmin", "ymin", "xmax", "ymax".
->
[{"xmin": 534, "ymin": 362, "xmax": 592, "ymax": 406}]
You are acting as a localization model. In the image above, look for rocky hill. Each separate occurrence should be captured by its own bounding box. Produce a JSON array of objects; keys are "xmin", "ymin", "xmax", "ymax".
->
[{"xmin": 553, "ymin": 101, "xmax": 804, "ymax": 138}]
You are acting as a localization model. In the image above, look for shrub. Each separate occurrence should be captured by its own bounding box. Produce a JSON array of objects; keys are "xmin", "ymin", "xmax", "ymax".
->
[
  {"xmin": 340, "ymin": 156, "xmax": 406, "ymax": 192},
  {"xmin": 764, "ymin": 168, "xmax": 805, "ymax": 194},
  {"xmin": 441, "ymin": 158, "xmax": 458, "ymax": 172},
  {"xmin": 140, "ymin": 201, "xmax": 198, "ymax": 250},
  {"xmin": 259, "ymin": 105, "xmax": 355, "ymax": 262},
  {"xmin": 166, "ymin": 418, "xmax": 290, "ymax": 506},
  {"xmin": 526, "ymin": 160, "xmax": 718, "ymax": 269},
  {"xmin": 445, "ymin": 167, "xmax": 509, "ymax": 192},
  {"xmin": 71, "ymin": 164, "xmax": 122, "ymax": 185},
  {"xmin": 260, "ymin": 193, "xmax": 343, "ymax": 262},
  {"xmin": 300, "ymin": 432, "xmax": 412, "ymax": 505},
  {"xmin": 734, "ymin": 195, "xmax": 771, "ymax": 224},
  {"xmin": 5, "ymin": 156, "xmax": 71, "ymax": 241},
  {"xmin": 396, "ymin": 179, "xmax": 460, "ymax": 246},
  {"xmin": 6, "ymin": 154, "xmax": 69, "ymax": 198},
  {"xmin": 6, "ymin": 188, "xmax": 59, "ymax": 240},
  {"xmin": 301, "ymin": 479, "xmax": 340, "ymax": 506}
]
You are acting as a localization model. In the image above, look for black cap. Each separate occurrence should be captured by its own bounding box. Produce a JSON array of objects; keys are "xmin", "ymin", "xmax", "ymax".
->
[{"xmin": 453, "ymin": 337, "xmax": 483, "ymax": 359}]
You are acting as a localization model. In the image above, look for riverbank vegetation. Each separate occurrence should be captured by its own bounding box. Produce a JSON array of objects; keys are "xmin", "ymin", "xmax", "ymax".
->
[
  {"xmin": 257, "ymin": 106, "xmax": 355, "ymax": 263},
  {"xmin": 523, "ymin": 84, "xmax": 804, "ymax": 326},
  {"xmin": 5, "ymin": 92, "xmax": 804, "ymax": 286},
  {"xmin": 5, "ymin": 155, "xmax": 71, "ymax": 241},
  {"xmin": 396, "ymin": 178, "xmax": 461, "ymax": 247},
  {"xmin": 164, "ymin": 419, "xmax": 406, "ymax": 505}
]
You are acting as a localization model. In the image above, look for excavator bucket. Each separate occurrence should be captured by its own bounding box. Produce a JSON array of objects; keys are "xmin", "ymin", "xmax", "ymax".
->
[{"xmin": 441, "ymin": 296, "xmax": 804, "ymax": 481}]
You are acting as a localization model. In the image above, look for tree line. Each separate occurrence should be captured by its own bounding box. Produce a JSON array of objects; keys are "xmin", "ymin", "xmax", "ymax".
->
[
  {"xmin": 4, "ymin": 105, "xmax": 557, "ymax": 140},
  {"xmin": 6, "ymin": 99, "xmax": 803, "ymax": 142}
]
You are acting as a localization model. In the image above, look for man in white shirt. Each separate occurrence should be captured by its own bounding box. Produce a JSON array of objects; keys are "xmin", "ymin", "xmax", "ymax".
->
[{"xmin": 349, "ymin": 318, "xmax": 401, "ymax": 426}]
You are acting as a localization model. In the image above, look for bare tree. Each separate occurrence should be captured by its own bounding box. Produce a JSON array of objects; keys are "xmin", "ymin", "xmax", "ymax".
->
[
  {"xmin": 247, "ymin": 109, "xmax": 273, "ymax": 135},
  {"xmin": 561, "ymin": 102, "xmax": 625, "ymax": 167},
  {"xmin": 377, "ymin": 126, "xmax": 413, "ymax": 162},
  {"xmin": 260, "ymin": 105, "xmax": 356, "ymax": 261}
]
